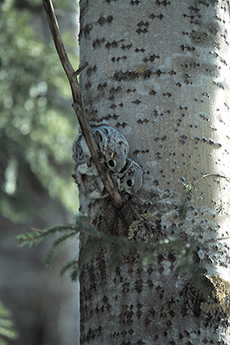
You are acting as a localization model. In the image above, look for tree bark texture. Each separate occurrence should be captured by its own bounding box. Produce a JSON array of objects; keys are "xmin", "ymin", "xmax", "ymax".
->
[{"xmin": 78, "ymin": 0, "xmax": 230, "ymax": 344}]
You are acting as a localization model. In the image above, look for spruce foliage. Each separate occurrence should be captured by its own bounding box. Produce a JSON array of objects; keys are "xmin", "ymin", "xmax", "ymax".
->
[
  {"xmin": 17, "ymin": 214, "xmax": 205, "ymax": 288},
  {"xmin": 0, "ymin": 302, "xmax": 19, "ymax": 345},
  {"xmin": 0, "ymin": 0, "xmax": 78, "ymax": 221}
]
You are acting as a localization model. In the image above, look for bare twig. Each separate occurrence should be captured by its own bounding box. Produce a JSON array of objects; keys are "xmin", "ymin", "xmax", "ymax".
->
[
  {"xmin": 72, "ymin": 103, "xmax": 123, "ymax": 207},
  {"xmin": 195, "ymin": 173, "xmax": 230, "ymax": 184},
  {"xmin": 204, "ymin": 236, "xmax": 230, "ymax": 244},
  {"xmin": 42, "ymin": 0, "xmax": 123, "ymax": 208},
  {"xmin": 42, "ymin": 0, "xmax": 81, "ymax": 105},
  {"xmin": 74, "ymin": 62, "xmax": 89, "ymax": 77}
]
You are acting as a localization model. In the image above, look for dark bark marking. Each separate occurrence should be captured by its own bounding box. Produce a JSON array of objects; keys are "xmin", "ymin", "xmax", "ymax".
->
[
  {"xmin": 86, "ymin": 108, "xmax": 98, "ymax": 117},
  {"xmin": 98, "ymin": 113, "xmax": 119, "ymax": 121},
  {"xmin": 213, "ymin": 80, "xmax": 225, "ymax": 90},
  {"xmin": 193, "ymin": 137, "xmax": 222, "ymax": 148},
  {"xmin": 115, "ymin": 122, "xmax": 129, "ymax": 128},
  {"xmin": 135, "ymin": 279, "xmax": 143, "ymax": 293},
  {"xmin": 133, "ymin": 149, "xmax": 149, "ymax": 155},
  {"xmin": 102, "ymin": 295, "xmax": 108, "ymax": 303},
  {"xmin": 144, "ymin": 170, "xmax": 151, "ymax": 175},
  {"xmin": 137, "ymin": 20, "xmax": 149, "ymax": 27},
  {"xmin": 179, "ymin": 135, "xmax": 187, "ymax": 145},
  {"xmin": 155, "ymin": 0, "xmax": 171, "ymax": 5},
  {"xmin": 97, "ymin": 82, "xmax": 107, "ymax": 90},
  {"xmin": 121, "ymin": 43, "xmax": 132, "ymax": 49},
  {"xmin": 105, "ymin": 41, "xmax": 117, "ymax": 49},
  {"xmin": 97, "ymin": 15, "xmax": 113, "ymax": 25},
  {"xmin": 143, "ymin": 54, "xmax": 160, "ymax": 62},
  {"xmin": 132, "ymin": 99, "xmax": 142, "ymax": 105},
  {"xmin": 147, "ymin": 279, "xmax": 154, "ymax": 289},
  {"xmin": 136, "ymin": 28, "xmax": 148, "ymax": 35},
  {"xmin": 110, "ymin": 86, "xmax": 122, "ymax": 94},
  {"xmin": 130, "ymin": 0, "xmax": 140, "ymax": 5},
  {"xmin": 80, "ymin": 23, "xmax": 93, "ymax": 38},
  {"xmin": 179, "ymin": 105, "xmax": 188, "ymax": 111},
  {"xmin": 111, "ymin": 56, "xmax": 127, "ymax": 62},
  {"xmin": 122, "ymin": 282, "xmax": 130, "ymax": 293},
  {"xmin": 114, "ymin": 71, "xmax": 138, "ymax": 81},
  {"xmin": 155, "ymin": 69, "xmax": 164, "ymax": 76},
  {"xmin": 189, "ymin": 30, "xmax": 212, "ymax": 46},
  {"xmin": 126, "ymin": 88, "xmax": 136, "ymax": 93},
  {"xmin": 154, "ymin": 135, "xmax": 167, "ymax": 142},
  {"xmin": 133, "ymin": 150, "xmax": 139, "ymax": 155},
  {"xmin": 149, "ymin": 90, "xmax": 157, "ymax": 96},
  {"xmin": 199, "ymin": 113, "xmax": 210, "ymax": 121},
  {"xmin": 86, "ymin": 65, "xmax": 97, "ymax": 76},
  {"xmin": 92, "ymin": 38, "xmax": 105, "ymax": 48},
  {"xmin": 113, "ymin": 69, "xmax": 154, "ymax": 81},
  {"xmin": 162, "ymin": 92, "xmax": 172, "ymax": 97},
  {"xmin": 137, "ymin": 119, "xmax": 150, "ymax": 124},
  {"xmin": 108, "ymin": 95, "xmax": 115, "ymax": 101},
  {"xmin": 85, "ymin": 81, "xmax": 91, "ymax": 89},
  {"xmin": 149, "ymin": 13, "xmax": 164, "ymax": 20},
  {"xmin": 180, "ymin": 44, "xmax": 196, "ymax": 52},
  {"xmin": 135, "ymin": 48, "xmax": 145, "ymax": 52}
]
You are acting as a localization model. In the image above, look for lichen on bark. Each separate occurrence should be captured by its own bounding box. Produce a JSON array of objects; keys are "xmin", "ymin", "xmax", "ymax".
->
[{"xmin": 200, "ymin": 275, "xmax": 230, "ymax": 319}]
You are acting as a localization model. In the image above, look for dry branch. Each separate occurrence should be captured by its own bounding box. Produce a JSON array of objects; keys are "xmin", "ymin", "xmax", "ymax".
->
[{"xmin": 42, "ymin": 0, "xmax": 123, "ymax": 208}]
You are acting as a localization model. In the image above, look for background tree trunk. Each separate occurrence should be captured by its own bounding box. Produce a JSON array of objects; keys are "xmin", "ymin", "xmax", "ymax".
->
[{"xmin": 78, "ymin": 0, "xmax": 230, "ymax": 343}]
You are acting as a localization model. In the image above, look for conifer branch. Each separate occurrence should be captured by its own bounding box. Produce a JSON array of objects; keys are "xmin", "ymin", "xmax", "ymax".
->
[
  {"xmin": 18, "ymin": 213, "xmax": 230, "ymax": 289},
  {"xmin": 42, "ymin": 0, "xmax": 123, "ymax": 208},
  {"xmin": 44, "ymin": 231, "xmax": 77, "ymax": 267},
  {"xmin": 0, "ymin": 301, "xmax": 19, "ymax": 344},
  {"xmin": 16, "ymin": 214, "xmax": 206, "ymax": 285}
]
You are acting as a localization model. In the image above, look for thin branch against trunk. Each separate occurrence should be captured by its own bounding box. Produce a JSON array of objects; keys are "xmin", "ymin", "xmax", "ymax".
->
[
  {"xmin": 195, "ymin": 173, "xmax": 230, "ymax": 184},
  {"xmin": 74, "ymin": 62, "xmax": 89, "ymax": 76},
  {"xmin": 72, "ymin": 103, "xmax": 123, "ymax": 207},
  {"xmin": 42, "ymin": 0, "xmax": 123, "ymax": 208}
]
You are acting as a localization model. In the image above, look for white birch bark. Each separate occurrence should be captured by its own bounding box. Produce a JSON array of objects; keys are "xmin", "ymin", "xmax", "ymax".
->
[{"xmin": 78, "ymin": 0, "xmax": 230, "ymax": 343}]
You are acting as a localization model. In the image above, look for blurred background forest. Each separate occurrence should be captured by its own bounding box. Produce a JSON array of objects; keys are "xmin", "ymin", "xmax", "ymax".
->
[{"xmin": 0, "ymin": 0, "xmax": 80, "ymax": 344}]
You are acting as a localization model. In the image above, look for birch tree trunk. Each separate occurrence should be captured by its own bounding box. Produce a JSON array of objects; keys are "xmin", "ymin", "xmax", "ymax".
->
[{"xmin": 78, "ymin": 0, "xmax": 230, "ymax": 343}]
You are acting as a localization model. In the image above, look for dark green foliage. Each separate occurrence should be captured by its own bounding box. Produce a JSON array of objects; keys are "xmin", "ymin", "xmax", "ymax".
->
[
  {"xmin": 44, "ymin": 230, "xmax": 77, "ymax": 267},
  {"xmin": 0, "ymin": 301, "xmax": 19, "ymax": 345},
  {"xmin": 0, "ymin": 0, "xmax": 78, "ymax": 221},
  {"xmin": 60, "ymin": 259, "xmax": 79, "ymax": 281},
  {"xmin": 17, "ymin": 214, "xmax": 206, "ymax": 292}
]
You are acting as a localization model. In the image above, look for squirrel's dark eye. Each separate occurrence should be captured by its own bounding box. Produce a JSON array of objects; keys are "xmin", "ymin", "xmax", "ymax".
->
[
  {"xmin": 127, "ymin": 179, "xmax": 133, "ymax": 187},
  {"xmin": 108, "ymin": 160, "xmax": 115, "ymax": 167}
]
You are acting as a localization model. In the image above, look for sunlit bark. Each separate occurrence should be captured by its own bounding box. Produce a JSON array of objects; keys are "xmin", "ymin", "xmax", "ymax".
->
[{"xmin": 79, "ymin": 0, "xmax": 230, "ymax": 344}]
